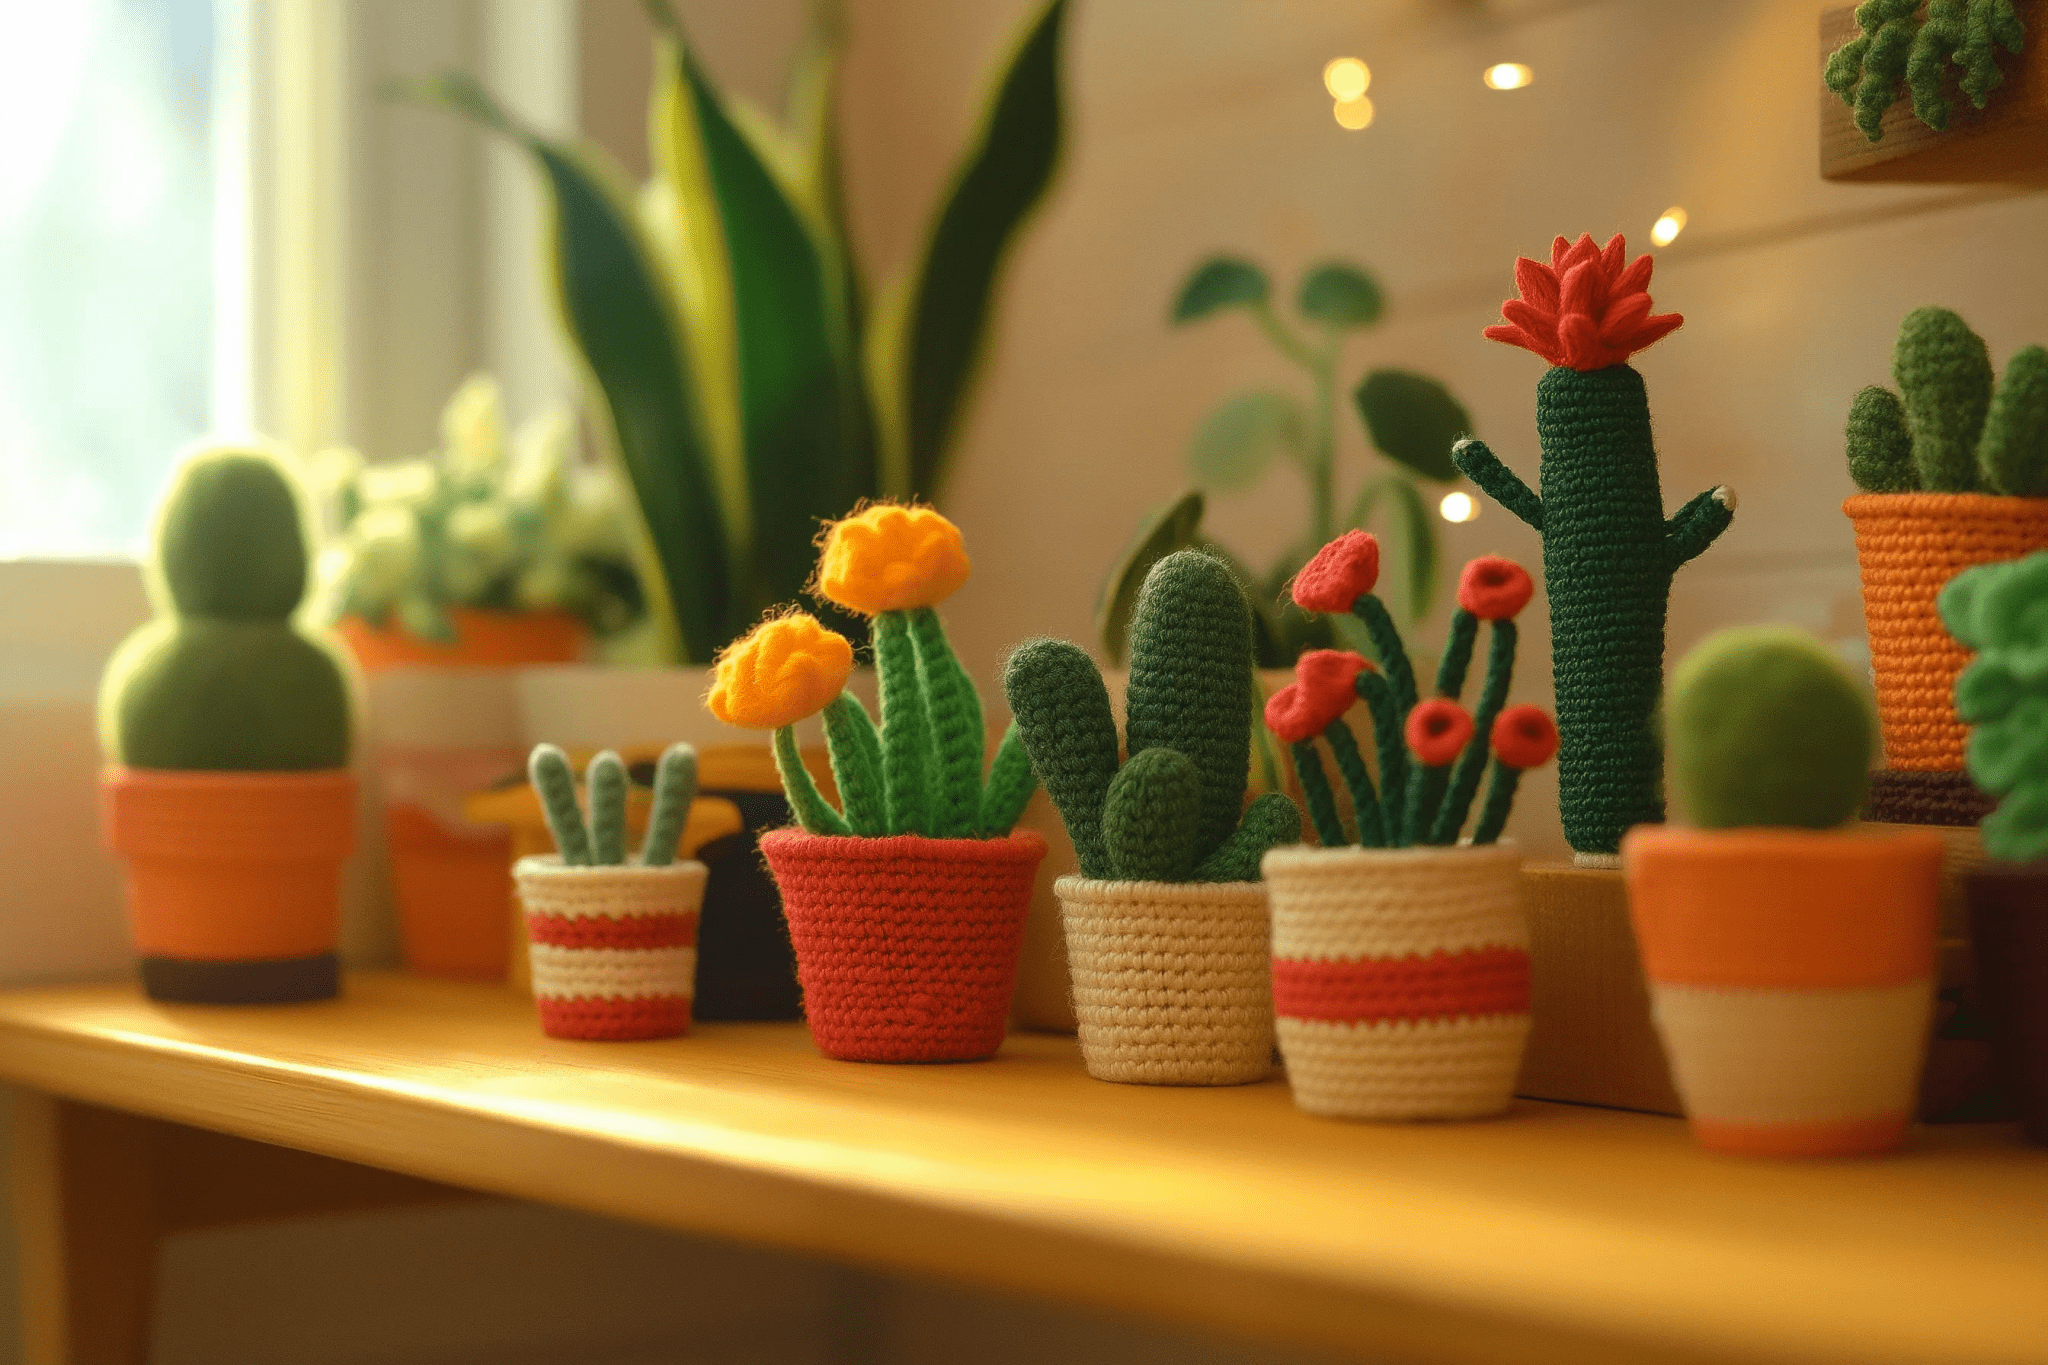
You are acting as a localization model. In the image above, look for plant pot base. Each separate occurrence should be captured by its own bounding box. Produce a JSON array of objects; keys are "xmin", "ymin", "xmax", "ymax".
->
[
  {"xmin": 1689, "ymin": 1112, "xmax": 1910, "ymax": 1159},
  {"xmin": 536, "ymin": 995, "xmax": 693, "ymax": 1041},
  {"xmin": 1277, "ymin": 1015, "xmax": 1528, "ymax": 1121},
  {"xmin": 139, "ymin": 953, "xmax": 339, "ymax": 1005}
]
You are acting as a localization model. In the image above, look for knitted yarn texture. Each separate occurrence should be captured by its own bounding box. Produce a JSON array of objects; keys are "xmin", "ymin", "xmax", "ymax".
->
[{"xmin": 515, "ymin": 856, "xmax": 706, "ymax": 1041}]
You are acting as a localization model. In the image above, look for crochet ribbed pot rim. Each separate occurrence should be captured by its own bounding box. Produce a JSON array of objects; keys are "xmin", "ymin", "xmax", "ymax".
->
[
  {"xmin": 1262, "ymin": 841, "xmax": 1521, "ymax": 873},
  {"xmin": 512, "ymin": 854, "xmax": 708, "ymax": 882},
  {"xmin": 1054, "ymin": 874, "xmax": 1267, "ymax": 902},
  {"xmin": 757, "ymin": 828, "xmax": 1048, "ymax": 863}
]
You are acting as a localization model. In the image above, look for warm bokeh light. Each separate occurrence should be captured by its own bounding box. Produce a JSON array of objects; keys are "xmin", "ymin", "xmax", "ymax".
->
[
  {"xmin": 1483, "ymin": 63, "xmax": 1533, "ymax": 90},
  {"xmin": 1651, "ymin": 207, "xmax": 1688, "ymax": 247},
  {"xmin": 1440, "ymin": 490, "xmax": 1478, "ymax": 523},
  {"xmin": 1323, "ymin": 57, "xmax": 1371, "ymax": 101},
  {"xmin": 1333, "ymin": 95, "xmax": 1375, "ymax": 130}
]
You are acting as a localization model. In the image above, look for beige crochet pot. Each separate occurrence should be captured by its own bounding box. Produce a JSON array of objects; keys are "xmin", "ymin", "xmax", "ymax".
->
[
  {"xmin": 1055, "ymin": 876, "xmax": 1275, "ymax": 1085},
  {"xmin": 513, "ymin": 855, "xmax": 708, "ymax": 1041}
]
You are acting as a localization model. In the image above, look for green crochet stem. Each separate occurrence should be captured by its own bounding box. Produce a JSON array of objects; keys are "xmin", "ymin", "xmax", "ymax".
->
[
  {"xmin": 1191, "ymin": 793, "xmax": 1302, "ymax": 882},
  {"xmin": 1403, "ymin": 762, "xmax": 1449, "ymax": 849},
  {"xmin": 1435, "ymin": 609, "xmax": 1478, "ymax": 699},
  {"xmin": 1470, "ymin": 760, "xmax": 1523, "ymax": 846},
  {"xmin": 872, "ymin": 611, "xmax": 933, "ymax": 836},
  {"xmin": 1353, "ymin": 667, "xmax": 1410, "ymax": 827},
  {"xmin": 908, "ymin": 605, "xmax": 984, "ymax": 837},
  {"xmin": 775, "ymin": 725, "xmax": 851, "ymax": 836},
  {"xmin": 640, "ymin": 743, "xmax": 697, "ymax": 866},
  {"xmin": 1003, "ymin": 638, "xmax": 1120, "ymax": 877},
  {"xmin": 1291, "ymin": 741, "xmax": 1347, "ymax": 848},
  {"xmin": 979, "ymin": 722, "xmax": 1035, "ymax": 835},
  {"xmin": 1431, "ymin": 621, "xmax": 1517, "ymax": 845},
  {"xmin": 1322, "ymin": 717, "xmax": 1384, "ymax": 848},
  {"xmin": 1455, "ymin": 365, "xmax": 1732, "ymax": 855},
  {"xmin": 1103, "ymin": 747, "xmax": 1203, "ymax": 881},
  {"xmin": 1352, "ymin": 593, "xmax": 1418, "ymax": 731},
  {"xmin": 821, "ymin": 692, "xmax": 887, "ymax": 835},
  {"xmin": 587, "ymin": 750, "xmax": 629, "ymax": 865},
  {"xmin": 529, "ymin": 744, "xmax": 592, "ymax": 866}
]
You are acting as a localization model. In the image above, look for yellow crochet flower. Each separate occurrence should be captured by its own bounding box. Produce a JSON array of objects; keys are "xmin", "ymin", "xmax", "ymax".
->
[
  {"xmin": 816, "ymin": 504, "xmax": 971, "ymax": 615},
  {"xmin": 706, "ymin": 614, "xmax": 854, "ymax": 730}
]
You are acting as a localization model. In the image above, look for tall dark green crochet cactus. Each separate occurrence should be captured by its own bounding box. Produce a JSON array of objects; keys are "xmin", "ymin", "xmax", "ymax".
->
[
  {"xmin": 100, "ymin": 449, "xmax": 352, "ymax": 771},
  {"xmin": 1846, "ymin": 306, "xmax": 2048, "ymax": 497},
  {"xmin": 1005, "ymin": 549, "xmax": 1300, "ymax": 882},
  {"xmin": 1455, "ymin": 235, "xmax": 1733, "ymax": 857}
]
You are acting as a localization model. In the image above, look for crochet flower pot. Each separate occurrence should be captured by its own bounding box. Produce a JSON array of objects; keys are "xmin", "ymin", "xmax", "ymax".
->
[
  {"xmin": 1966, "ymin": 862, "xmax": 2048, "ymax": 1145},
  {"xmin": 513, "ymin": 854, "xmax": 706, "ymax": 1040},
  {"xmin": 1263, "ymin": 843, "xmax": 1530, "ymax": 1121},
  {"xmin": 1055, "ymin": 877, "xmax": 1273, "ymax": 1085},
  {"xmin": 1624, "ymin": 826, "xmax": 1943, "ymax": 1157},
  {"xmin": 104, "ymin": 768, "xmax": 355, "ymax": 1003},
  {"xmin": 762, "ymin": 830, "xmax": 1045, "ymax": 1062},
  {"xmin": 337, "ymin": 607, "xmax": 584, "ymax": 673}
]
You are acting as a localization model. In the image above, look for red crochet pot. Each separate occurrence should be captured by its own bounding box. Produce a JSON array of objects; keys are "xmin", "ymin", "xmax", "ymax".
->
[{"xmin": 760, "ymin": 829, "xmax": 1048, "ymax": 1063}]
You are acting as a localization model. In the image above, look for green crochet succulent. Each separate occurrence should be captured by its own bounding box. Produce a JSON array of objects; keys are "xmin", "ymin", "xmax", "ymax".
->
[
  {"xmin": 1005, "ymin": 549, "xmax": 1301, "ymax": 882},
  {"xmin": 1825, "ymin": 0, "xmax": 2026, "ymax": 143},
  {"xmin": 529, "ymin": 742, "xmax": 699, "ymax": 866},
  {"xmin": 1941, "ymin": 552, "xmax": 2048, "ymax": 863},
  {"xmin": 1847, "ymin": 307, "xmax": 2048, "ymax": 496}
]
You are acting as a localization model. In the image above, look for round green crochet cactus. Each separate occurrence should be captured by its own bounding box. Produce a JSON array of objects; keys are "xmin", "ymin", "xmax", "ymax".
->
[
  {"xmin": 1668, "ymin": 627, "xmax": 1874, "ymax": 831},
  {"xmin": 1942, "ymin": 552, "xmax": 2048, "ymax": 863},
  {"xmin": 100, "ymin": 449, "xmax": 352, "ymax": 771}
]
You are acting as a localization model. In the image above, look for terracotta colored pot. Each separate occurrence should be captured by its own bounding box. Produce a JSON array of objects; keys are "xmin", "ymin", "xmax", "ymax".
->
[
  {"xmin": 513, "ymin": 855, "xmax": 707, "ymax": 1041},
  {"xmin": 1843, "ymin": 492, "xmax": 2048, "ymax": 770},
  {"xmin": 760, "ymin": 830, "xmax": 1047, "ymax": 1063},
  {"xmin": 101, "ymin": 767, "xmax": 356, "ymax": 1003},
  {"xmin": 338, "ymin": 608, "xmax": 584, "ymax": 673},
  {"xmin": 1966, "ymin": 861, "xmax": 2048, "ymax": 1145},
  {"xmin": 1623, "ymin": 825, "xmax": 1943, "ymax": 1157},
  {"xmin": 1262, "ymin": 843, "xmax": 1530, "ymax": 1121},
  {"xmin": 1055, "ymin": 877, "xmax": 1273, "ymax": 1086},
  {"xmin": 386, "ymin": 801, "xmax": 514, "ymax": 978}
]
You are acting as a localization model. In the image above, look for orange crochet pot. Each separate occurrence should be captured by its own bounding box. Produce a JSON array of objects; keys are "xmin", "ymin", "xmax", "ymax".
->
[
  {"xmin": 1844, "ymin": 493, "xmax": 2048, "ymax": 770},
  {"xmin": 760, "ymin": 829, "xmax": 1047, "ymax": 1063},
  {"xmin": 102, "ymin": 767, "xmax": 357, "ymax": 1003},
  {"xmin": 336, "ymin": 608, "xmax": 584, "ymax": 674},
  {"xmin": 1623, "ymin": 825, "xmax": 1943, "ymax": 1157}
]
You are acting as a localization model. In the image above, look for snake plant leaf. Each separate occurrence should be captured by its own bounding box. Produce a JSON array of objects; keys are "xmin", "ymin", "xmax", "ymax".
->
[
  {"xmin": 1188, "ymin": 390, "xmax": 1305, "ymax": 492},
  {"xmin": 403, "ymin": 73, "xmax": 733, "ymax": 664},
  {"xmin": 1355, "ymin": 369, "xmax": 1470, "ymax": 483},
  {"xmin": 1173, "ymin": 257, "xmax": 1269, "ymax": 323},
  {"xmin": 881, "ymin": 0, "xmax": 1069, "ymax": 503},
  {"xmin": 1297, "ymin": 262, "xmax": 1384, "ymax": 329},
  {"xmin": 1350, "ymin": 471, "xmax": 1438, "ymax": 621},
  {"xmin": 1096, "ymin": 490, "xmax": 1204, "ymax": 666}
]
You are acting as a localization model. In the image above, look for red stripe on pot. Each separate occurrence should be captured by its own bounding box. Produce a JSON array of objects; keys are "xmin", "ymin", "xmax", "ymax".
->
[
  {"xmin": 525, "ymin": 911, "xmax": 697, "ymax": 951},
  {"xmin": 536, "ymin": 994, "xmax": 692, "ymax": 1041},
  {"xmin": 1272, "ymin": 948, "xmax": 1530, "ymax": 1024}
]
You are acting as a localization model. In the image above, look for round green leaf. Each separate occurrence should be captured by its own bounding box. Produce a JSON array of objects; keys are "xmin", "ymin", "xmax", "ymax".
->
[
  {"xmin": 1355, "ymin": 369, "xmax": 1470, "ymax": 483},
  {"xmin": 1296, "ymin": 263, "xmax": 1384, "ymax": 329},
  {"xmin": 1188, "ymin": 391, "xmax": 1303, "ymax": 492},
  {"xmin": 1173, "ymin": 257, "xmax": 1269, "ymax": 322}
]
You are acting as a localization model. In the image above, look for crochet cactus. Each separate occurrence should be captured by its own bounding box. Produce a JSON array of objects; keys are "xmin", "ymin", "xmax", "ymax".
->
[
  {"xmin": 1667, "ymin": 628, "xmax": 1874, "ymax": 831},
  {"xmin": 528, "ymin": 741, "xmax": 699, "ymax": 866},
  {"xmin": 1454, "ymin": 234, "xmax": 1733, "ymax": 857},
  {"xmin": 1942, "ymin": 553, "xmax": 2048, "ymax": 862},
  {"xmin": 1006, "ymin": 549, "xmax": 1301, "ymax": 882},
  {"xmin": 1825, "ymin": 0, "xmax": 2026, "ymax": 143},
  {"xmin": 99, "ymin": 449, "xmax": 352, "ymax": 771},
  {"xmin": 1846, "ymin": 308, "xmax": 2048, "ymax": 497}
]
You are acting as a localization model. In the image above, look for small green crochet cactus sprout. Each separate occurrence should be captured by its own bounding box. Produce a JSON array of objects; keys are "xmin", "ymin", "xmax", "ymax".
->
[
  {"xmin": 1006, "ymin": 549, "xmax": 1301, "ymax": 882},
  {"xmin": 1845, "ymin": 308, "xmax": 2048, "ymax": 496},
  {"xmin": 1667, "ymin": 629, "xmax": 1874, "ymax": 831},
  {"xmin": 1826, "ymin": 0, "xmax": 2026, "ymax": 142},
  {"xmin": 99, "ymin": 448, "xmax": 352, "ymax": 771},
  {"xmin": 1942, "ymin": 553, "xmax": 2048, "ymax": 862},
  {"xmin": 528, "ymin": 741, "xmax": 699, "ymax": 866}
]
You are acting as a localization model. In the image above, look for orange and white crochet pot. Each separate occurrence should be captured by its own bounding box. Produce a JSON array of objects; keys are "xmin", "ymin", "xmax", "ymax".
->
[
  {"xmin": 512, "ymin": 856, "xmax": 707, "ymax": 1040},
  {"xmin": 1623, "ymin": 826, "xmax": 1943, "ymax": 1157},
  {"xmin": 1262, "ymin": 843, "xmax": 1529, "ymax": 1120}
]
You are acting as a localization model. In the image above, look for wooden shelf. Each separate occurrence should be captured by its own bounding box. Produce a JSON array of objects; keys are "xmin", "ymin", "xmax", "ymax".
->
[{"xmin": 0, "ymin": 974, "xmax": 2042, "ymax": 1365}]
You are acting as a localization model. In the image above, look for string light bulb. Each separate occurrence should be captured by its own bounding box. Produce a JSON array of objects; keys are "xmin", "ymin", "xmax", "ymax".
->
[
  {"xmin": 1651, "ymin": 206, "xmax": 1688, "ymax": 247},
  {"xmin": 1323, "ymin": 57, "xmax": 1370, "ymax": 101},
  {"xmin": 1333, "ymin": 95, "xmax": 1375, "ymax": 129},
  {"xmin": 1440, "ymin": 491, "xmax": 1479, "ymax": 524},
  {"xmin": 1483, "ymin": 63, "xmax": 1533, "ymax": 90}
]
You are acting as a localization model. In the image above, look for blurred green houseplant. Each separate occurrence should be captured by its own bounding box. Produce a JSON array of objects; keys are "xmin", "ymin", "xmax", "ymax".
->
[{"xmin": 408, "ymin": 0, "xmax": 1067, "ymax": 663}]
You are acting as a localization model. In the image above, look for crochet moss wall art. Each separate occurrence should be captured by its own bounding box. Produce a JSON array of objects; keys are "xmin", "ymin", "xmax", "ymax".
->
[
  {"xmin": 1454, "ymin": 234, "xmax": 1734, "ymax": 859},
  {"xmin": 1826, "ymin": 0, "xmax": 2027, "ymax": 143}
]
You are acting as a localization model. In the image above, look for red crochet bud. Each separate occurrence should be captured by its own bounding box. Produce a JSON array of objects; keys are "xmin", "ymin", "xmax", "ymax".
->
[
  {"xmin": 1264, "ymin": 683, "xmax": 1320, "ymax": 745},
  {"xmin": 1491, "ymin": 704, "xmax": 1559, "ymax": 769},
  {"xmin": 1405, "ymin": 698, "xmax": 1474, "ymax": 768},
  {"xmin": 1484, "ymin": 233, "xmax": 1682, "ymax": 372},
  {"xmin": 1457, "ymin": 556, "xmax": 1535, "ymax": 621},
  {"xmin": 1291, "ymin": 530, "xmax": 1380, "ymax": 613}
]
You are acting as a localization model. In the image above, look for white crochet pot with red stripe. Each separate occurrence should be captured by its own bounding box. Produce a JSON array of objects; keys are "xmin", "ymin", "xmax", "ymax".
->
[
  {"xmin": 513, "ymin": 857, "xmax": 707, "ymax": 1041},
  {"xmin": 1262, "ymin": 842, "xmax": 1529, "ymax": 1121}
]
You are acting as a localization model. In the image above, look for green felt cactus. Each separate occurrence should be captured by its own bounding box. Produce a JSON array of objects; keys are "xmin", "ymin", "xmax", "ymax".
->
[
  {"xmin": 1845, "ymin": 308, "xmax": 2048, "ymax": 496},
  {"xmin": 1980, "ymin": 345, "xmax": 2048, "ymax": 496},
  {"xmin": 529, "ymin": 741, "xmax": 699, "ymax": 866},
  {"xmin": 1826, "ymin": 0, "xmax": 2026, "ymax": 142},
  {"xmin": 1897, "ymin": 306, "xmax": 1995, "ymax": 492},
  {"xmin": 1846, "ymin": 386, "xmax": 1916, "ymax": 493},
  {"xmin": 100, "ymin": 448, "xmax": 352, "ymax": 772},
  {"xmin": 1667, "ymin": 629, "xmax": 1874, "ymax": 831},
  {"xmin": 1942, "ymin": 553, "xmax": 2048, "ymax": 863},
  {"xmin": 1006, "ymin": 548, "xmax": 1301, "ymax": 883}
]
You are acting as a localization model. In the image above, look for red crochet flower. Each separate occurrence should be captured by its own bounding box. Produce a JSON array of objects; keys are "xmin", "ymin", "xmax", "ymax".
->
[
  {"xmin": 1484, "ymin": 233, "xmax": 1683, "ymax": 372},
  {"xmin": 1405, "ymin": 698, "xmax": 1474, "ymax": 768},
  {"xmin": 1291, "ymin": 530, "xmax": 1380, "ymax": 613},
  {"xmin": 1265, "ymin": 650, "xmax": 1369, "ymax": 745},
  {"xmin": 1491, "ymin": 705, "xmax": 1559, "ymax": 769},
  {"xmin": 1457, "ymin": 556, "xmax": 1535, "ymax": 621}
]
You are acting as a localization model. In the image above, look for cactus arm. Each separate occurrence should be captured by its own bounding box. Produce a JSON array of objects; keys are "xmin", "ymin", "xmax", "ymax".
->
[
  {"xmin": 1847, "ymin": 386, "xmax": 1918, "ymax": 492},
  {"xmin": 1470, "ymin": 758, "xmax": 1525, "ymax": 846},
  {"xmin": 1290, "ymin": 741, "xmax": 1349, "ymax": 848},
  {"xmin": 1354, "ymin": 667, "xmax": 1411, "ymax": 825},
  {"xmin": 639, "ymin": 742, "xmax": 698, "ymax": 865},
  {"xmin": 1434, "ymin": 608, "xmax": 1478, "ymax": 700},
  {"xmin": 1453, "ymin": 438, "xmax": 1544, "ymax": 532},
  {"xmin": 1431, "ymin": 620, "xmax": 1518, "ymax": 844},
  {"xmin": 1003, "ymin": 637, "xmax": 1120, "ymax": 879},
  {"xmin": 775, "ymin": 725, "xmax": 852, "ymax": 836},
  {"xmin": 1191, "ymin": 792, "xmax": 1302, "ymax": 882},
  {"xmin": 978, "ymin": 721, "xmax": 1037, "ymax": 836},
  {"xmin": 1897, "ymin": 307, "xmax": 1994, "ymax": 492},
  {"xmin": 872, "ymin": 610, "xmax": 934, "ymax": 836},
  {"xmin": 1102, "ymin": 747, "xmax": 1204, "ymax": 882},
  {"xmin": 529, "ymin": 744, "xmax": 592, "ymax": 866},
  {"xmin": 586, "ymin": 750, "xmax": 630, "ymax": 865},
  {"xmin": 1979, "ymin": 345, "xmax": 2048, "ymax": 497},
  {"xmin": 1665, "ymin": 486, "xmax": 1736, "ymax": 571},
  {"xmin": 1321, "ymin": 717, "xmax": 1385, "ymax": 848},
  {"xmin": 820, "ymin": 692, "xmax": 888, "ymax": 835},
  {"xmin": 907, "ymin": 605, "xmax": 984, "ymax": 837}
]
